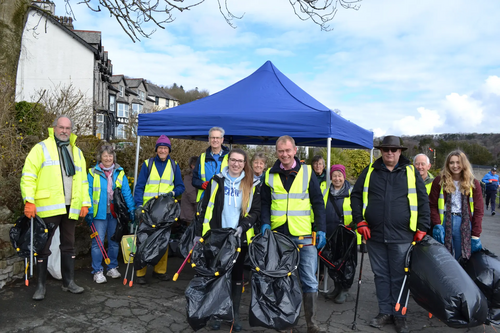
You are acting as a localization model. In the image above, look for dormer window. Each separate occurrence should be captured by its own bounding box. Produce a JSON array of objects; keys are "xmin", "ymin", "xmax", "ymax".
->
[{"xmin": 119, "ymin": 85, "xmax": 124, "ymax": 97}]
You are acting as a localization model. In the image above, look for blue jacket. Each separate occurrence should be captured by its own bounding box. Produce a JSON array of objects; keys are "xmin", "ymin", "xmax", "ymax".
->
[
  {"xmin": 192, "ymin": 145, "xmax": 230, "ymax": 190},
  {"xmin": 482, "ymin": 171, "xmax": 499, "ymax": 192},
  {"xmin": 133, "ymin": 155, "xmax": 185, "ymax": 207},
  {"xmin": 87, "ymin": 164, "xmax": 135, "ymax": 220}
]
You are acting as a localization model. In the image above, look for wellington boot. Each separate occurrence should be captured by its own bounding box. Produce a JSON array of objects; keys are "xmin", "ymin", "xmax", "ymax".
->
[
  {"xmin": 32, "ymin": 259, "xmax": 48, "ymax": 301},
  {"xmin": 232, "ymin": 281, "xmax": 243, "ymax": 332},
  {"xmin": 324, "ymin": 285, "xmax": 341, "ymax": 300},
  {"xmin": 333, "ymin": 289, "xmax": 349, "ymax": 304},
  {"xmin": 61, "ymin": 254, "xmax": 84, "ymax": 294},
  {"xmin": 304, "ymin": 292, "xmax": 326, "ymax": 333}
]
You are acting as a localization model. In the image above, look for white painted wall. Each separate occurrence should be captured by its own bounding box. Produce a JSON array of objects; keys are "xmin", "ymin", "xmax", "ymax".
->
[{"xmin": 16, "ymin": 10, "xmax": 95, "ymax": 104}]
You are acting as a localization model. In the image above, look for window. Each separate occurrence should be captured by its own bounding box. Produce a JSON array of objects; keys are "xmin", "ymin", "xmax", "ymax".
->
[
  {"xmin": 119, "ymin": 85, "xmax": 124, "ymax": 97},
  {"xmin": 96, "ymin": 114, "xmax": 104, "ymax": 139},
  {"xmin": 117, "ymin": 103, "xmax": 129, "ymax": 118},
  {"xmin": 155, "ymin": 96, "xmax": 159, "ymax": 106},
  {"xmin": 139, "ymin": 90, "xmax": 145, "ymax": 101},
  {"xmin": 109, "ymin": 95, "xmax": 116, "ymax": 112},
  {"xmin": 132, "ymin": 103, "xmax": 143, "ymax": 116},
  {"xmin": 116, "ymin": 124, "xmax": 126, "ymax": 139}
]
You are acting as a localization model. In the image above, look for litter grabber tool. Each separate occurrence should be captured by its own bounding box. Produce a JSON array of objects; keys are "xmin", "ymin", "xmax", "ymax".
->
[
  {"xmin": 297, "ymin": 231, "xmax": 316, "ymax": 248},
  {"xmin": 395, "ymin": 242, "xmax": 415, "ymax": 315},
  {"xmin": 90, "ymin": 223, "xmax": 110, "ymax": 265},
  {"xmin": 173, "ymin": 239, "xmax": 199, "ymax": 282},
  {"xmin": 123, "ymin": 221, "xmax": 140, "ymax": 287},
  {"xmin": 352, "ymin": 237, "xmax": 366, "ymax": 330}
]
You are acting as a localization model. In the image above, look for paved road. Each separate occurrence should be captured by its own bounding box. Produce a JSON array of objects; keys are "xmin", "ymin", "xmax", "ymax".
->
[{"xmin": 1, "ymin": 212, "xmax": 500, "ymax": 333}]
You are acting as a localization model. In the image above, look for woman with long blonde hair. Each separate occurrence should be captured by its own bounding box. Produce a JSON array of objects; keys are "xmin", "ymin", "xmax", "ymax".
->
[
  {"xmin": 429, "ymin": 150, "xmax": 484, "ymax": 260},
  {"xmin": 196, "ymin": 148, "xmax": 260, "ymax": 332}
]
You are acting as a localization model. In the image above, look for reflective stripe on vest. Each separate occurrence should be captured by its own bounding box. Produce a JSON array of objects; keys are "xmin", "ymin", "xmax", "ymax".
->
[
  {"xmin": 202, "ymin": 178, "xmax": 256, "ymax": 243},
  {"xmin": 362, "ymin": 164, "xmax": 418, "ymax": 232},
  {"xmin": 265, "ymin": 165, "xmax": 312, "ymax": 236},
  {"xmin": 90, "ymin": 168, "xmax": 125, "ymax": 218},
  {"xmin": 196, "ymin": 153, "xmax": 229, "ymax": 202},
  {"xmin": 438, "ymin": 186, "xmax": 474, "ymax": 224},
  {"xmin": 342, "ymin": 189, "xmax": 361, "ymax": 244},
  {"xmin": 143, "ymin": 159, "xmax": 175, "ymax": 205}
]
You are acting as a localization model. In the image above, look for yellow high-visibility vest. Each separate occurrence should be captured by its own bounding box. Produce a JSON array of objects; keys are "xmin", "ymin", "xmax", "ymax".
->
[
  {"xmin": 362, "ymin": 164, "xmax": 418, "ymax": 232},
  {"xmin": 202, "ymin": 178, "xmax": 256, "ymax": 243},
  {"xmin": 89, "ymin": 167, "xmax": 125, "ymax": 218},
  {"xmin": 438, "ymin": 186, "xmax": 474, "ymax": 224},
  {"xmin": 20, "ymin": 128, "xmax": 91, "ymax": 219},
  {"xmin": 196, "ymin": 152, "xmax": 229, "ymax": 202},
  {"xmin": 265, "ymin": 165, "xmax": 313, "ymax": 236},
  {"xmin": 142, "ymin": 159, "xmax": 176, "ymax": 205},
  {"xmin": 310, "ymin": 179, "xmax": 328, "ymax": 223}
]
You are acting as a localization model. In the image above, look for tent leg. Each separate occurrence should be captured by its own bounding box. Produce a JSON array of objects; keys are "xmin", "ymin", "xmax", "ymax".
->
[
  {"xmin": 322, "ymin": 137, "xmax": 332, "ymax": 293},
  {"xmin": 133, "ymin": 136, "xmax": 141, "ymax": 195}
]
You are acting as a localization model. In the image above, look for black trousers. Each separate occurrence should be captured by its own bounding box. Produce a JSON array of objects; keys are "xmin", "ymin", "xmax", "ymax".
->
[
  {"xmin": 41, "ymin": 206, "xmax": 77, "ymax": 258},
  {"xmin": 485, "ymin": 190, "xmax": 497, "ymax": 211},
  {"xmin": 232, "ymin": 246, "xmax": 248, "ymax": 282}
]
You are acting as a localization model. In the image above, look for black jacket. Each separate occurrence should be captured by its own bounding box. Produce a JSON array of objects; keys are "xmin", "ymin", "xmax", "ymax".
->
[
  {"xmin": 261, "ymin": 157, "xmax": 326, "ymax": 235},
  {"xmin": 327, "ymin": 180, "xmax": 352, "ymax": 236},
  {"xmin": 350, "ymin": 155, "xmax": 430, "ymax": 243},
  {"xmin": 195, "ymin": 173, "xmax": 261, "ymax": 244}
]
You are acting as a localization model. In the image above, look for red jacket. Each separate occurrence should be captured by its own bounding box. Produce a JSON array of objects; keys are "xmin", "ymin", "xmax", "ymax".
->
[{"xmin": 429, "ymin": 175, "xmax": 484, "ymax": 237}]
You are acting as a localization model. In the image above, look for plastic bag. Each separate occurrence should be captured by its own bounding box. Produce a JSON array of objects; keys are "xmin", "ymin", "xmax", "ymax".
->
[
  {"xmin": 318, "ymin": 225, "xmax": 357, "ymax": 289},
  {"xmin": 409, "ymin": 236, "xmax": 488, "ymax": 328},
  {"xmin": 10, "ymin": 215, "xmax": 54, "ymax": 258},
  {"xmin": 185, "ymin": 228, "xmax": 240, "ymax": 331},
  {"xmin": 463, "ymin": 249, "xmax": 500, "ymax": 323},
  {"xmin": 134, "ymin": 195, "xmax": 180, "ymax": 271},
  {"xmin": 110, "ymin": 187, "xmax": 130, "ymax": 242},
  {"xmin": 47, "ymin": 227, "xmax": 62, "ymax": 280},
  {"xmin": 248, "ymin": 229, "xmax": 302, "ymax": 330},
  {"xmin": 179, "ymin": 201, "xmax": 203, "ymax": 258}
]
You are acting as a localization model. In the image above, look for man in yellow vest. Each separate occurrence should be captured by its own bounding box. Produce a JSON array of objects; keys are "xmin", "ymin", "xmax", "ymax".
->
[
  {"xmin": 21, "ymin": 115, "xmax": 90, "ymax": 301},
  {"xmin": 192, "ymin": 127, "xmax": 229, "ymax": 202},
  {"xmin": 414, "ymin": 153, "xmax": 434, "ymax": 195},
  {"xmin": 133, "ymin": 135, "xmax": 185, "ymax": 284},
  {"xmin": 261, "ymin": 135, "xmax": 327, "ymax": 333},
  {"xmin": 350, "ymin": 136, "xmax": 430, "ymax": 333}
]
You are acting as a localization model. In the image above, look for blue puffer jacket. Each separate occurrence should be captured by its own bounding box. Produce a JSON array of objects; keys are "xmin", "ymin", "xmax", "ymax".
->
[
  {"xmin": 88, "ymin": 164, "xmax": 135, "ymax": 220},
  {"xmin": 482, "ymin": 171, "xmax": 499, "ymax": 192}
]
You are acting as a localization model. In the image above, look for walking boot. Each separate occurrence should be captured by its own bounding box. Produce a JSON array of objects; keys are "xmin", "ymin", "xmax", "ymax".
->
[
  {"xmin": 334, "ymin": 289, "xmax": 349, "ymax": 304},
  {"xmin": 210, "ymin": 320, "xmax": 221, "ymax": 330},
  {"xmin": 32, "ymin": 258, "xmax": 48, "ymax": 300},
  {"xmin": 324, "ymin": 284, "xmax": 341, "ymax": 300},
  {"xmin": 232, "ymin": 281, "xmax": 243, "ymax": 332},
  {"xmin": 303, "ymin": 292, "xmax": 326, "ymax": 333},
  {"xmin": 61, "ymin": 254, "xmax": 84, "ymax": 294}
]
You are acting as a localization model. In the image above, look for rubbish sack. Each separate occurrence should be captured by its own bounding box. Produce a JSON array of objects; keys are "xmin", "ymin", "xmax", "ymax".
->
[
  {"xmin": 179, "ymin": 201, "xmax": 203, "ymax": 258},
  {"xmin": 409, "ymin": 236, "xmax": 488, "ymax": 328},
  {"xmin": 463, "ymin": 248, "xmax": 500, "ymax": 323},
  {"xmin": 47, "ymin": 227, "xmax": 62, "ymax": 280},
  {"xmin": 248, "ymin": 229, "xmax": 302, "ymax": 330},
  {"xmin": 10, "ymin": 215, "xmax": 54, "ymax": 258},
  {"xmin": 134, "ymin": 195, "xmax": 180, "ymax": 271},
  {"xmin": 110, "ymin": 187, "xmax": 130, "ymax": 242},
  {"xmin": 185, "ymin": 228, "xmax": 240, "ymax": 331},
  {"xmin": 318, "ymin": 224, "xmax": 357, "ymax": 289}
]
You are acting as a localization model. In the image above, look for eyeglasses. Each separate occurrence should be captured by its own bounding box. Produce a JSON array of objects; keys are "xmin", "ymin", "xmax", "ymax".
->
[
  {"xmin": 229, "ymin": 158, "xmax": 245, "ymax": 164},
  {"xmin": 210, "ymin": 137, "xmax": 223, "ymax": 141},
  {"xmin": 381, "ymin": 148, "xmax": 399, "ymax": 153}
]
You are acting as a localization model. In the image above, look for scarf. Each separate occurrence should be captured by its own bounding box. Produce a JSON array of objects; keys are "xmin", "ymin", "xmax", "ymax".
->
[
  {"xmin": 100, "ymin": 163, "xmax": 115, "ymax": 208},
  {"xmin": 55, "ymin": 137, "xmax": 75, "ymax": 177},
  {"xmin": 444, "ymin": 190, "xmax": 471, "ymax": 260}
]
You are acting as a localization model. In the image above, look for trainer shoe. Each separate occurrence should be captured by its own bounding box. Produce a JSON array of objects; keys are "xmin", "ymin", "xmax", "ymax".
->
[
  {"xmin": 93, "ymin": 271, "xmax": 107, "ymax": 284},
  {"xmin": 106, "ymin": 268, "xmax": 121, "ymax": 279},
  {"xmin": 394, "ymin": 316, "xmax": 409, "ymax": 333},
  {"xmin": 136, "ymin": 276, "xmax": 147, "ymax": 285},
  {"xmin": 369, "ymin": 313, "xmax": 393, "ymax": 328},
  {"xmin": 152, "ymin": 272, "xmax": 171, "ymax": 281}
]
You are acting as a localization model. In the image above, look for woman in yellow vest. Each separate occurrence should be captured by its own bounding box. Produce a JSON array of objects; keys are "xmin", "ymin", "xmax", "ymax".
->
[
  {"xmin": 196, "ymin": 148, "xmax": 261, "ymax": 332},
  {"xmin": 429, "ymin": 150, "xmax": 484, "ymax": 261},
  {"xmin": 86, "ymin": 143, "xmax": 135, "ymax": 284}
]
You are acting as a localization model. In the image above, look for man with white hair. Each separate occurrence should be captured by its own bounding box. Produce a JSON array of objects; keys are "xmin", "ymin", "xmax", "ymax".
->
[{"xmin": 414, "ymin": 154, "xmax": 434, "ymax": 194}]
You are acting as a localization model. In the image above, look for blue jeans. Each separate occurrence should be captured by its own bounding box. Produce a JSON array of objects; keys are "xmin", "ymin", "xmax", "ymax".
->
[
  {"xmin": 91, "ymin": 214, "xmax": 119, "ymax": 273},
  {"xmin": 290, "ymin": 235, "xmax": 318, "ymax": 293},
  {"xmin": 451, "ymin": 214, "xmax": 463, "ymax": 260}
]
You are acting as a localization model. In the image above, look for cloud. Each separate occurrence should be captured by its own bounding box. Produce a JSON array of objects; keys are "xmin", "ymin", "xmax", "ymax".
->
[
  {"xmin": 393, "ymin": 107, "xmax": 444, "ymax": 136},
  {"xmin": 254, "ymin": 48, "xmax": 294, "ymax": 57},
  {"xmin": 444, "ymin": 92, "xmax": 483, "ymax": 128}
]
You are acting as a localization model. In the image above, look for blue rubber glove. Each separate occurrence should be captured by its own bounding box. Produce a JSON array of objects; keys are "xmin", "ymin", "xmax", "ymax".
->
[
  {"xmin": 85, "ymin": 214, "xmax": 93, "ymax": 227},
  {"xmin": 261, "ymin": 224, "xmax": 271, "ymax": 235},
  {"xmin": 316, "ymin": 231, "xmax": 326, "ymax": 249},
  {"xmin": 130, "ymin": 211, "xmax": 135, "ymax": 223},
  {"xmin": 471, "ymin": 237, "xmax": 482, "ymax": 253},
  {"xmin": 432, "ymin": 224, "xmax": 445, "ymax": 244}
]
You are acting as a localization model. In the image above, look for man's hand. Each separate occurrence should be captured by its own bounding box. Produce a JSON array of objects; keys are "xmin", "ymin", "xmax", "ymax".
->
[
  {"xmin": 316, "ymin": 231, "xmax": 326, "ymax": 249},
  {"xmin": 79, "ymin": 207, "xmax": 89, "ymax": 218},
  {"xmin": 201, "ymin": 181, "xmax": 209, "ymax": 190},
  {"xmin": 413, "ymin": 230, "xmax": 426, "ymax": 242},
  {"xmin": 432, "ymin": 224, "xmax": 445, "ymax": 244},
  {"xmin": 234, "ymin": 226, "xmax": 243, "ymax": 238},
  {"xmin": 24, "ymin": 202, "xmax": 36, "ymax": 218},
  {"xmin": 261, "ymin": 224, "xmax": 271, "ymax": 235},
  {"xmin": 357, "ymin": 221, "xmax": 371, "ymax": 240}
]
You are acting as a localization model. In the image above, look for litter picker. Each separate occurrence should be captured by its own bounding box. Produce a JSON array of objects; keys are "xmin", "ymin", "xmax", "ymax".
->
[
  {"xmin": 90, "ymin": 223, "xmax": 110, "ymax": 265},
  {"xmin": 352, "ymin": 237, "xmax": 366, "ymax": 330},
  {"xmin": 395, "ymin": 242, "xmax": 415, "ymax": 315},
  {"xmin": 173, "ymin": 239, "xmax": 199, "ymax": 281},
  {"xmin": 123, "ymin": 221, "xmax": 139, "ymax": 287}
]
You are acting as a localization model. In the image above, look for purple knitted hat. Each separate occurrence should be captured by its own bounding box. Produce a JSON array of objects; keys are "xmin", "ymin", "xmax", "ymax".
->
[
  {"xmin": 330, "ymin": 164, "xmax": 346, "ymax": 179},
  {"xmin": 156, "ymin": 135, "xmax": 172, "ymax": 152}
]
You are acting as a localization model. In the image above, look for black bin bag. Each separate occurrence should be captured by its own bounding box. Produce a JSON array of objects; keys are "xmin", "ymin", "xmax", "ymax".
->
[
  {"xmin": 248, "ymin": 229, "xmax": 302, "ymax": 330},
  {"xmin": 134, "ymin": 195, "xmax": 180, "ymax": 271},
  {"xmin": 409, "ymin": 236, "xmax": 488, "ymax": 328},
  {"xmin": 463, "ymin": 249, "xmax": 500, "ymax": 323},
  {"xmin": 185, "ymin": 228, "xmax": 240, "ymax": 331},
  {"xmin": 111, "ymin": 187, "xmax": 130, "ymax": 242},
  {"xmin": 10, "ymin": 214, "xmax": 55, "ymax": 258},
  {"xmin": 319, "ymin": 225, "xmax": 357, "ymax": 289},
  {"xmin": 179, "ymin": 201, "xmax": 203, "ymax": 259}
]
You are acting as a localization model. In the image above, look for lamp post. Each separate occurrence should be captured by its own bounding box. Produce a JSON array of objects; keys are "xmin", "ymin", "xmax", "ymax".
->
[{"xmin": 429, "ymin": 148, "xmax": 436, "ymax": 166}]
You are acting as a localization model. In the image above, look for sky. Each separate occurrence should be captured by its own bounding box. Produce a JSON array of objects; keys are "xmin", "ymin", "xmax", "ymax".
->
[{"xmin": 51, "ymin": 0, "xmax": 500, "ymax": 138}]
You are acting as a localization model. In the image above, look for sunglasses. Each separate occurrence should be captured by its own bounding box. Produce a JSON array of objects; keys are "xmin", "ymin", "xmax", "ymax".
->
[{"xmin": 381, "ymin": 148, "xmax": 399, "ymax": 153}]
